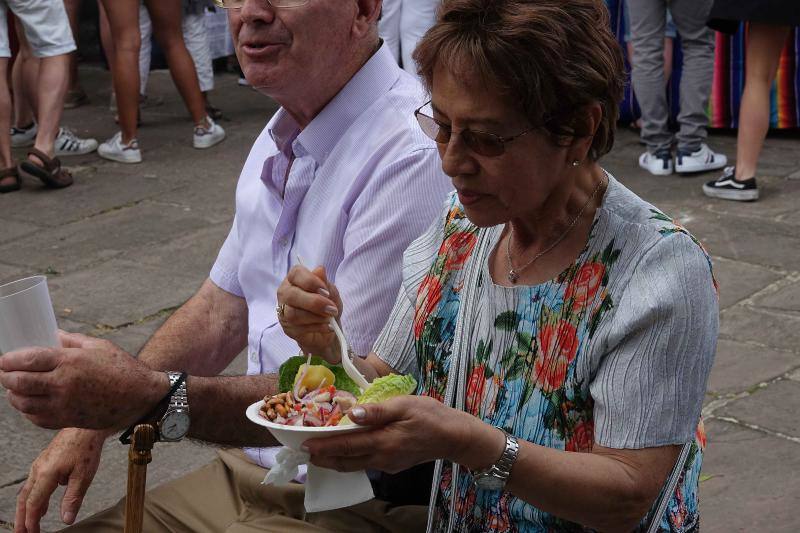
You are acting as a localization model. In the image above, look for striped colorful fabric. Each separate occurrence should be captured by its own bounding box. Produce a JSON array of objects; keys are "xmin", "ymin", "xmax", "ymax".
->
[
  {"xmin": 605, "ymin": 0, "xmax": 800, "ymax": 129},
  {"xmin": 710, "ymin": 24, "xmax": 800, "ymax": 128}
]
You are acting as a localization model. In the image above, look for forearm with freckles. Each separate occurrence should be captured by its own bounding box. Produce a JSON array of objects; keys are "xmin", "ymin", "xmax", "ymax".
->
[
  {"xmin": 130, "ymin": 280, "xmax": 273, "ymax": 445},
  {"xmin": 455, "ymin": 422, "xmax": 679, "ymax": 532},
  {"xmin": 185, "ymin": 374, "xmax": 280, "ymax": 447},
  {"xmin": 138, "ymin": 279, "xmax": 248, "ymax": 375}
]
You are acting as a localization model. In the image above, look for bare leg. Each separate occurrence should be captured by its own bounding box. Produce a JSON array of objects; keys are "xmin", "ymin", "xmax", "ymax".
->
[
  {"xmin": 99, "ymin": 0, "xmax": 141, "ymax": 144},
  {"xmin": 11, "ymin": 19, "xmax": 37, "ymax": 128},
  {"xmin": 11, "ymin": 59, "xmax": 36, "ymax": 128},
  {"xmin": 98, "ymin": 0, "xmax": 115, "ymax": 72},
  {"xmin": 64, "ymin": 0, "xmax": 83, "ymax": 93},
  {"xmin": 0, "ymin": 58, "xmax": 14, "ymax": 175},
  {"xmin": 734, "ymin": 23, "xmax": 791, "ymax": 180},
  {"xmin": 144, "ymin": 0, "xmax": 206, "ymax": 125},
  {"xmin": 30, "ymin": 54, "xmax": 70, "ymax": 160}
]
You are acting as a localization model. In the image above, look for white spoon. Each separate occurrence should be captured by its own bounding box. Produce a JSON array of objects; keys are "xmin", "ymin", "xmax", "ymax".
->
[{"xmin": 294, "ymin": 255, "xmax": 370, "ymax": 392}]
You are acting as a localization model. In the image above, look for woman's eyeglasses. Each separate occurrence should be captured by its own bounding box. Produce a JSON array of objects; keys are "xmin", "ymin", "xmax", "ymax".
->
[
  {"xmin": 212, "ymin": 0, "xmax": 309, "ymax": 8},
  {"xmin": 414, "ymin": 102, "xmax": 535, "ymax": 157}
]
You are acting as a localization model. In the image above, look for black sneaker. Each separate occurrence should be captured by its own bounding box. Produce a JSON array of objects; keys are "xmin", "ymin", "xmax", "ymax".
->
[{"xmin": 702, "ymin": 166, "xmax": 759, "ymax": 201}]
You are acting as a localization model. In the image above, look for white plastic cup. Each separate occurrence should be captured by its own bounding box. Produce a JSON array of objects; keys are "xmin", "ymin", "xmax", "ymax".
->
[{"xmin": 0, "ymin": 275, "xmax": 59, "ymax": 355}]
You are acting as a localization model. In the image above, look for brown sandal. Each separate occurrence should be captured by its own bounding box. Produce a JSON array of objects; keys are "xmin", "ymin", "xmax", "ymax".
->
[
  {"xmin": 0, "ymin": 166, "xmax": 21, "ymax": 193},
  {"xmin": 18, "ymin": 148, "xmax": 73, "ymax": 189}
]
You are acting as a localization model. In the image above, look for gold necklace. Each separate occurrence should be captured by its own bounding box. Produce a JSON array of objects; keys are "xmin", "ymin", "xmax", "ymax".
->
[{"xmin": 505, "ymin": 173, "xmax": 606, "ymax": 284}]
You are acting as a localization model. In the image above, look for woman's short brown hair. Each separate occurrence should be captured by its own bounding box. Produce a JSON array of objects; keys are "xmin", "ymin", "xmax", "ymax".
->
[{"xmin": 413, "ymin": 0, "xmax": 625, "ymax": 160}]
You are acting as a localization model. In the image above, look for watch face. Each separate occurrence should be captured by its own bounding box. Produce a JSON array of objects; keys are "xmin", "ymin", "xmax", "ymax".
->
[
  {"xmin": 474, "ymin": 474, "xmax": 505, "ymax": 491},
  {"xmin": 161, "ymin": 410, "xmax": 190, "ymax": 440}
]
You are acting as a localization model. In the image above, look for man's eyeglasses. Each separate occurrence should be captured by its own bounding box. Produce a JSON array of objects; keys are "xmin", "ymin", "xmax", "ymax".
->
[
  {"xmin": 414, "ymin": 101, "xmax": 535, "ymax": 158},
  {"xmin": 212, "ymin": 0, "xmax": 309, "ymax": 8}
]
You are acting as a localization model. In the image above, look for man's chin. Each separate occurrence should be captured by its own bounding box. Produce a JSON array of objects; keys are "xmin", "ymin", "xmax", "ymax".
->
[
  {"xmin": 242, "ymin": 72, "xmax": 281, "ymax": 94},
  {"xmin": 241, "ymin": 62, "xmax": 283, "ymax": 87}
]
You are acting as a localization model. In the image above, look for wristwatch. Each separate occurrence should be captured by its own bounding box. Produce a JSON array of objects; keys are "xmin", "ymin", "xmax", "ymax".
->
[
  {"xmin": 157, "ymin": 372, "xmax": 190, "ymax": 442},
  {"xmin": 472, "ymin": 429, "xmax": 519, "ymax": 491}
]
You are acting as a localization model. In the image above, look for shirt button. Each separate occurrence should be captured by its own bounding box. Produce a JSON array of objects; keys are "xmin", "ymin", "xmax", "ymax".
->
[
  {"xmin": 279, "ymin": 238, "xmax": 288, "ymax": 247},
  {"xmin": 249, "ymin": 350, "xmax": 258, "ymax": 363}
]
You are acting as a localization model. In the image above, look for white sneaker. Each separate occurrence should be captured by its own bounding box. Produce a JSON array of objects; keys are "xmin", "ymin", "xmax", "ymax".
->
[
  {"xmin": 55, "ymin": 127, "xmax": 99, "ymax": 156},
  {"xmin": 10, "ymin": 123, "xmax": 37, "ymax": 148},
  {"xmin": 675, "ymin": 143, "xmax": 727, "ymax": 174},
  {"xmin": 639, "ymin": 150, "xmax": 673, "ymax": 176},
  {"xmin": 98, "ymin": 132, "xmax": 142, "ymax": 164},
  {"xmin": 193, "ymin": 116, "xmax": 226, "ymax": 149}
]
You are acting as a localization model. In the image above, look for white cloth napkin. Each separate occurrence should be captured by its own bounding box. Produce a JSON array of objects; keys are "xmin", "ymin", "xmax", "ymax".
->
[{"xmin": 262, "ymin": 446, "xmax": 374, "ymax": 512}]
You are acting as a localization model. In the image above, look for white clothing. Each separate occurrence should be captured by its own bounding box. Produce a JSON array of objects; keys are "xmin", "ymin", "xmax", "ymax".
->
[
  {"xmin": 205, "ymin": 9, "xmax": 235, "ymax": 59},
  {"xmin": 139, "ymin": 4, "xmax": 214, "ymax": 95},
  {"xmin": 0, "ymin": 0, "xmax": 76, "ymax": 58},
  {"xmin": 379, "ymin": 0, "xmax": 439, "ymax": 74}
]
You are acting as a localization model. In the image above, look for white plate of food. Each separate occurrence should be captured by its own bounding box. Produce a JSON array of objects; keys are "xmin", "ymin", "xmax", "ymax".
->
[
  {"xmin": 245, "ymin": 385, "xmax": 373, "ymax": 513},
  {"xmin": 245, "ymin": 399, "xmax": 366, "ymax": 450},
  {"xmin": 244, "ymin": 358, "xmax": 418, "ymax": 512}
]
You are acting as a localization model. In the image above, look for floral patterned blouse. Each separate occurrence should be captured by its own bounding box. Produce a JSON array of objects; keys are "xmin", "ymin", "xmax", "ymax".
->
[{"xmin": 374, "ymin": 175, "xmax": 718, "ymax": 532}]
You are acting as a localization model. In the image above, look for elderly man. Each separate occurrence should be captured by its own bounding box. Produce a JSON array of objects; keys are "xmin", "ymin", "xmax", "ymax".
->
[{"xmin": 0, "ymin": 0, "xmax": 450, "ymax": 531}]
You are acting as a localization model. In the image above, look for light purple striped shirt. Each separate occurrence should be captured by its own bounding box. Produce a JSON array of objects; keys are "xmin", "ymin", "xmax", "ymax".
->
[{"xmin": 209, "ymin": 44, "xmax": 452, "ymax": 470}]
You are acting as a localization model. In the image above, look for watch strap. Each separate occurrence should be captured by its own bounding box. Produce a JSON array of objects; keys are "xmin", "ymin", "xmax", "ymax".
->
[
  {"xmin": 119, "ymin": 372, "xmax": 187, "ymax": 445},
  {"xmin": 166, "ymin": 372, "xmax": 189, "ymax": 414},
  {"xmin": 158, "ymin": 372, "xmax": 190, "ymax": 442},
  {"xmin": 494, "ymin": 431, "xmax": 519, "ymax": 477},
  {"xmin": 473, "ymin": 430, "xmax": 519, "ymax": 488}
]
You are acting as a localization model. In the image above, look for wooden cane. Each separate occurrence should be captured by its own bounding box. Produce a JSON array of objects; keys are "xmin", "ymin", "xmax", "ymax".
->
[{"xmin": 123, "ymin": 424, "xmax": 155, "ymax": 533}]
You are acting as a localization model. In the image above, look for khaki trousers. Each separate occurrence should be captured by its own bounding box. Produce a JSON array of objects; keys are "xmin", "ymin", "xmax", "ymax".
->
[{"xmin": 63, "ymin": 449, "xmax": 428, "ymax": 532}]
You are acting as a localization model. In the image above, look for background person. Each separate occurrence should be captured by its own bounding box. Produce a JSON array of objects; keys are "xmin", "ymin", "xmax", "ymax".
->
[
  {"xmin": 627, "ymin": 0, "xmax": 727, "ymax": 176},
  {"xmin": 702, "ymin": 2, "xmax": 800, "ymax": 201},
  {"xmin": 9, "ymin": 17, "xmax": 98, "ymax": 159},
  {"xmin": 0, "ymin": 0, "xmax": 75, "ymax": 192},
  {"xmin": 96, "ymin": 0, "xmax": 225, "ymax": 164},
  {"xmin": 138, "ymin": 0, "xmax": 222, "ymax": 121}
]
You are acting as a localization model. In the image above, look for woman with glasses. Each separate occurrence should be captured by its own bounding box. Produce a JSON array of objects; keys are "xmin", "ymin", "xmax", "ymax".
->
[{"xmin": 278, "ymin": 0, "xmax": 718, "ymax": 531}]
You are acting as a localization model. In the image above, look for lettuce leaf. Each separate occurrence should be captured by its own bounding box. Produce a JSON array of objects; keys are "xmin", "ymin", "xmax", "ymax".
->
[
  {"xmin": 277, "ymin": 355, "xmax": 361, "ymax": 396},
  {"xmin": 356, "ymin": 373, "xmax": 417, "ymax": 404},
  {"xmin": 338, "ymin": 373, "xmax": 417, "ymax": 425}
]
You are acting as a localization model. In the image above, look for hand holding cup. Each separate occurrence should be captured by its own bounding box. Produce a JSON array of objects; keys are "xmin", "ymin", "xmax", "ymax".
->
[{"xmin": 0, "ymin": 275, "xmax": 59, "ymax": 355}]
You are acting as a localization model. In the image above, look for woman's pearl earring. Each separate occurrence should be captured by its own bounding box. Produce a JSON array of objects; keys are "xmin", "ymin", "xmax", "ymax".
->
[{"xmin": 572, "ymin": 159, "xmax": 581, "ymax": 167}]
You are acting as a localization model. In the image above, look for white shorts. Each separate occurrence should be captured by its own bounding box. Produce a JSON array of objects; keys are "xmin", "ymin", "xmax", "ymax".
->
[{"xmin": 0, "ymin": 0, "xmax": 76, "ymax": 58}]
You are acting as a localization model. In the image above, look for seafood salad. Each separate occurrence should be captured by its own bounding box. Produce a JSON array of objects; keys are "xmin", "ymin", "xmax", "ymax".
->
[
  {"xmin": 259, "ymin": 385, "xmax": 358, "ymax": 427},
  {"xmin": 259, "ymin": 355, "xmax": 417, "ymax": 427}
]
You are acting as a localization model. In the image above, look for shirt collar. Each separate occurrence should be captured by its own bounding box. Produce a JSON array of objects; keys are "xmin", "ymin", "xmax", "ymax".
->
[
  {"xmin": 295, "ymin": 43, "xmax": 401, "ymax": 166},
  {"xmin": 267, "ymin": 108, "xmax": 300, "ymax": 158}
]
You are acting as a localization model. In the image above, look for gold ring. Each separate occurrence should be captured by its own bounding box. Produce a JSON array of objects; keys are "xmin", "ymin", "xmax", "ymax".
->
[{"xmin": 276, "ymin": 303, "xmax": 286, "ymax": 319}]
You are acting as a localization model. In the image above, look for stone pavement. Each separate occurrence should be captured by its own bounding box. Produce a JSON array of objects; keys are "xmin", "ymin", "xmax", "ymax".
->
[{"xmin": 1, "ymin": 65, "xmax": 799, "ymax": 531}]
